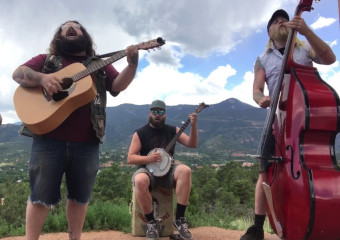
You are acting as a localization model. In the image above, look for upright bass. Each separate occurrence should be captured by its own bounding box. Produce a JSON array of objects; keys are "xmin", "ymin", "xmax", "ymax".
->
[{"xmin": 258, "ymin": 1, "xmax": 340, "ymax": 239}]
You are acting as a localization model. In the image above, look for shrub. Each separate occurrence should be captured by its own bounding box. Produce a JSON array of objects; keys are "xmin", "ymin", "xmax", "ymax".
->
[{"xmin": 84, "ymin": 201, "xmax": 131, "ymax": 233}]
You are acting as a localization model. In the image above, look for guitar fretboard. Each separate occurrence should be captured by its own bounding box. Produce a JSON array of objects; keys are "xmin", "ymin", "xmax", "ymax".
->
[{"xmin": 72, "ymin": 50, "xmax": 126, "ymax": 82}]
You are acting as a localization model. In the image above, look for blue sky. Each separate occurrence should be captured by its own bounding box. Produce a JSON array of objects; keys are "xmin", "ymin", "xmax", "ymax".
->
[{"xmin": 0, "ymin": 0, "xmax": 339, "ymax": 124}]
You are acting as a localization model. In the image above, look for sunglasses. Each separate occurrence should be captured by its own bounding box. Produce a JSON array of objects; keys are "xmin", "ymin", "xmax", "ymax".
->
[
  {"xmin": 151, "ymin": 109, "xmax": 165, "ymax": 116},
  {"xmin": 61, "ymin": 23, "xmax": 81, "ymax": 31}
]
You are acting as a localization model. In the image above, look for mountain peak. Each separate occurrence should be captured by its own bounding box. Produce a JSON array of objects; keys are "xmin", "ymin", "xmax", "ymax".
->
[{"xmin": 211, "ymin": 98, "xmax": 255, "ymax": 111}]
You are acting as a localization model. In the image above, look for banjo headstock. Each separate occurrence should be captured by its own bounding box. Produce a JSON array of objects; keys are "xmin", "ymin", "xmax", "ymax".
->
[{"xmin": 193, "ymin": 102, "xmax": 209, "ymax": 114}]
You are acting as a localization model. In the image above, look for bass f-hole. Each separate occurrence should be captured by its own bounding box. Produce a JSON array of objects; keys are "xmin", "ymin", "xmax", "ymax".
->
[{"xmin": 286, "ymin": 145, "xmax": 301, "ymax": 180}]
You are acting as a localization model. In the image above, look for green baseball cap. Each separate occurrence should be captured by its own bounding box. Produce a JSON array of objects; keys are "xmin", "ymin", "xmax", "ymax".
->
[{"xmin": 150, "ymin": 100, "xmax": 166, "ymax": 109}]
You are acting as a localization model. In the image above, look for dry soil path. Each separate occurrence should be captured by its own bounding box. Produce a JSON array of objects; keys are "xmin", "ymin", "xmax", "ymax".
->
[{"xmin": 0, "ymin": 227, "xmax": 280, "ymax": 240}]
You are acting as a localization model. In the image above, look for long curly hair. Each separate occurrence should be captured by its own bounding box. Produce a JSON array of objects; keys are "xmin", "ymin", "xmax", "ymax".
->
[{"xmin": 48, "ymin": 20, "xmax": 96, "ymax": 56}]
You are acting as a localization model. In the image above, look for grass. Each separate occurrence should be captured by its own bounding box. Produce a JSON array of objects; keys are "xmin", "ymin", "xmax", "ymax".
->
[{"xmin": 0, "ymin": 201, "xmax": 275, "ymax": 238}]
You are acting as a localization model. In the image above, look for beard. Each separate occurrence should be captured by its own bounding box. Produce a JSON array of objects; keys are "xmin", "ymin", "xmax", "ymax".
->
[
  {"xmin": 148, "ymin": 116, "xmax": 166, "ymax": 129},
  {"xmin": 272, "ymin": 26, "xmax": 289, "ymax": 42},
  {"xmin": 56, "ymin": 35, "xmax": 89, "ymax": 54}
]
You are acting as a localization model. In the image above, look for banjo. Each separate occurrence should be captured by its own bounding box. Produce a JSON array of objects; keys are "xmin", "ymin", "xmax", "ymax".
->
[{"xmin": 146, "ymin": 102, "xmax": 209, "ymax": 177}]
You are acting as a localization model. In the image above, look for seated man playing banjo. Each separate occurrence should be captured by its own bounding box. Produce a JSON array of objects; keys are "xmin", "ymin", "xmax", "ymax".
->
[{"xmin": 127, "ymin": 100, "xmax": 198, "ymax": 240}]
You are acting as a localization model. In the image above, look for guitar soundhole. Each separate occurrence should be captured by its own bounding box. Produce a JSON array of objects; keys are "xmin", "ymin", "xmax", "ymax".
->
[
  {"xmin": 52, "ymin": 91, "xmax": 69, "ymax": 101},
  {"xmin": 52, "ymin": 77, "xmax": 73, "ymax": 102},
  {"xmin": 60, "ymin": 77, "xmax": 73, "ymax": 90}
]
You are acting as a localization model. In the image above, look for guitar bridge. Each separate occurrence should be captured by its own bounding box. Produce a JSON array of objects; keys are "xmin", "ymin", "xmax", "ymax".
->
[{"xmin": 42, "ymin": 88, "xmax": 52, "ymax": 102}]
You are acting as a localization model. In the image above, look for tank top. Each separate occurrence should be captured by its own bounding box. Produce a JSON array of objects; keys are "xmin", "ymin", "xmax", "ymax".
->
[
  {"xmin": 136, "ymin": 124, "xmax": 177, "ymax": 157},
  {"xmin": 259, "ymin": 41, "xmax": 319, "ymax": 98}
]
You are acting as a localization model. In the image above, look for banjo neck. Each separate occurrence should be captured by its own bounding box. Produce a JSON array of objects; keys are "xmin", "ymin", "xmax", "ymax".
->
[
  {"xmin": 164, "ymin": 102, "xmax": 209, "ymax": 153},
  {"xmin": 164, "ymin": 118, "xmax": 191, "ymax": 153}
]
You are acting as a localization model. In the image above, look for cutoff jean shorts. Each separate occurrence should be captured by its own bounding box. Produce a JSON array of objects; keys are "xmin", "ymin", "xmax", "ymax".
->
[{"xmin": 28, "ymin": 136, "xmax": 99, "ymax": 207}]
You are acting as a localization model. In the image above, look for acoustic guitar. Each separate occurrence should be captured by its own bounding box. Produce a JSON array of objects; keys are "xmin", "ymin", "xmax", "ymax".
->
[
  {"xmin": 146, "ymin": 102, "xmax": 209, "ymax": 177},
  {"xmin": 13, "ymin": 38, "xmax": 165, "ymax": 135}
]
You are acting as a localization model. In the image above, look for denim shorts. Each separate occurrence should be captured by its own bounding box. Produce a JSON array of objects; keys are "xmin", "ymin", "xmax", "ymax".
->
[
  {"xmin": 132, "ymin": 164, "xmax": 179, "ymax": 191},
  {"xmin": 28, "ymin": 137, "xmax": 99, "ymax": 207}
]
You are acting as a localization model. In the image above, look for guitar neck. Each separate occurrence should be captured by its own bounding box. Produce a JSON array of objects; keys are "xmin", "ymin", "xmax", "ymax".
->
[
  {"xmin": 72, "ymin": 50, "xmax": 126, "ymax": 82},
  {"xmin": 67, "ymin": 37, "xmax": 166, "ymax": 82},
  {"xmin": 164, "ymin": 118, "xmax": 191, "ymax": 153}
]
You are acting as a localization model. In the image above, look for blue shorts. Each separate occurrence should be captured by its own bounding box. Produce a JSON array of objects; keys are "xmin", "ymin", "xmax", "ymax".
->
[{"xmin": 28, "ymin": 137, "xmax": 99, "ymax": 207}]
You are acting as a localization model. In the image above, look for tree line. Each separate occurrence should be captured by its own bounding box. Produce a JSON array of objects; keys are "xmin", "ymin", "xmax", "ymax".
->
[{"xmin": 0, "ymin": 161, "xmax": 261, "ymax": 237}]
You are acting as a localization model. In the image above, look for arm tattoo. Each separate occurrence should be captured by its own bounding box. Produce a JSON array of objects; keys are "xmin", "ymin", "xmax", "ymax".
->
[
  {"xmin": 130, "ymin": 54, "xmax": 138, "ymax": 66},
  {"xmin": 14, "ymin": 69, "xmax": 25, "ymax": 83},
  {"xmin": 25, "ymin": 68, "xmax": 43, "ymax": 84},
  {"xmin": 254, "ymin": 92, "xmax": 264, "ymax": 103},
  {"xmin": 254, "ymin": 57, "xmax": 263, "ymax": 73},
  {"xmin": 26, "ymin": 68, "xmax": 35, "ymax": 82},
  {"xmin": 13, "ymin": 69, "xmax": 29, "ymax": 87},
  {"xmin": 13, "ymin": 67, "xmax": 42, "ymax": 87}
]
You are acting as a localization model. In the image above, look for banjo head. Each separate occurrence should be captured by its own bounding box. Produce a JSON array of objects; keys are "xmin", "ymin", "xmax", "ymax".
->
[{"xmin": 146, "ymin": 148, "xmax": 172, "ymax": 177}]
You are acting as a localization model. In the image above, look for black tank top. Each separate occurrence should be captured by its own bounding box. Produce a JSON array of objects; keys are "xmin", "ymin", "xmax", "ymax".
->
[{"xmin": 136, "ymin": 124, "xmax": 177, "ymax": 156}]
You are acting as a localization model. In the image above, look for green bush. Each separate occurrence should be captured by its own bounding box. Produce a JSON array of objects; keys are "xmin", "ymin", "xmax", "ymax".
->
[
  {"xmin": 43, "ymin": 211, "xmax": 68, "ymax": 233},
  {"xmin": 0, "ymin": 161, "xmax": 271, "ymax": 238},
  {"xmin": 0, "ymin": 217, "xmax": 9, "ymax": 236},
  {"xmin": 83, "ymin": 201, "xmax": 131, "ymax": 233}
]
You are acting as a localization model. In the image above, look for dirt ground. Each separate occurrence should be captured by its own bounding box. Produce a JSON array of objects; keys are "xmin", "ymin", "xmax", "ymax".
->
[{"xmin": 0, "ymin": 227, "xmax": 280, "ymax": 240}]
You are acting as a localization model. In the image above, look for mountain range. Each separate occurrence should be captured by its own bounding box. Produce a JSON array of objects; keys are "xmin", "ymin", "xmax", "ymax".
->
[
  {"xmin": 0, "ymin": 98, "xmax": 267, "ymax": 163},
  {"xmin": 105, "ymin": 98, "xmax": 268, "ymax": 157}
]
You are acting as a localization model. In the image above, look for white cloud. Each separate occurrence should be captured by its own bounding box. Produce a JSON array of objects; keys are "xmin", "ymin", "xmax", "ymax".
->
[
  {"xmin": 230, "ymin": 71, "xmax": 257, "ymax": 107},
  {"xmin": 107, "ymin": 63, "xmax": 238, "ymax": 108},
  {"xmin": 311, "ymin": 16, "xmax": 336, "ymax": 30},
  {"xmin": 321, "ymin": 61, "xmax": 340, "ymax": 96},
  {"xmin": 315, "ymin": 61, "xmax": 339, "ymax": 79},
  {"xmin": 1, "ymin": 0, "xmax": 337, "ymax": 124},
  {"xmin": 327, "ymin": 70, "xmax": 340, "ymax": 95},
  {"xmin": 0, "ymin": 110, "xmax": 18, "ymax": 125},
  {"xmin": 109, "ymin": 0, "xmax": 287, "ymax": 57},
  {"xmin": 330, "ymin": 40, "xmax": 338, "ymax": 48}
]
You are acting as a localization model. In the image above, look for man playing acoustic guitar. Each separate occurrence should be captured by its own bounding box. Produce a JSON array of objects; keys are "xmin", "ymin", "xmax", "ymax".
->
[
  {"xmin": 128, "ymin": 100, "xmax": 198, "ymax": 240},
  {"xmin": 12, "ymin": 21, "xmax": 139, "ymax": 240}
]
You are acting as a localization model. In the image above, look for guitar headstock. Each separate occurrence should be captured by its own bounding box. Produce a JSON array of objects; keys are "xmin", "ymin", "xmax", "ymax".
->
[
  {"xmin": 136, "ymin": 37, "xmax": 166, "ymax": 51},
  {"xmin": 194, "ymin": 102, "xmax": 209, "ymax": 114}
]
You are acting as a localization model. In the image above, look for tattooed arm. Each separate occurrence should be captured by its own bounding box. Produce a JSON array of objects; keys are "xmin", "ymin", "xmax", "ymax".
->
[
  {"xmin": 12, "ymin": 66, "xmax": 44, "ymax": 87},
  {"xmin": 12, "ymin": 66, "xmax": 62, "ymax": 96},
  {"xmin": 111, "ymin": 45, "xmax": 139, "ymax": 92},
  {"xmin": 253, "ymin": 57, "xmax": 271, "ymax": 108}
]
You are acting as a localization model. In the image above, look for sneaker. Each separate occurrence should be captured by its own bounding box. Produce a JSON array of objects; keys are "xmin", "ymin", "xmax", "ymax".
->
[
  {"xmin": 173, "ymin": 217, "xmax": 193, "ymax": 240},
  {"xmin": 240, "ymin": 225, "xmax": 264, "ymax": 240},
  {"xmin": 146, "ymin": 220, "xmax": 160, "ymax": 240}
]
